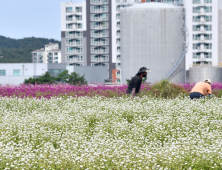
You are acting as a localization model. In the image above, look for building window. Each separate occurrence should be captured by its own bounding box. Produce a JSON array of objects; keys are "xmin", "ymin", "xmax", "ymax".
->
[
  {"xmin": 66, "ymin": 7, "xmax": 72, "ymax": 13},
  {"xmin": 54, "ymin": 52, "xmax": 58, "ymax": 55},
  {"xmin": 13, "ymin": 69, "xmax": 20, "ymax": 76},
  {"xmin": 76, "ymin": 15, "xmax": 82, "ymax": 21},
  {"xmin": 205, "ymin": 52, "xmax": 212, "ymax": 58},
  {"xmin": 48, "ymin": 69, "xmax": 66, "ymax": 77},
  {"xmin": 205, "ymin": 16, "xmax": 212, "ymax": 22},
  {"xmin": 33, "ymin": 53, "xmax": 37, "ymax": 56},
  {"xmin": 193, "ymin": 0, "xmax": 200, "ymax": 4},
  {"xmin": 205, "ymin": 0, "xmax": 212, "ymax": 3},
  {"xmin": 78, "ymin": 23, "xmax": 82, "ymax": 28},
  {"xmin": 76, "ymin": 7, "xmax": 82, "ymax": 12},
  {"xmin": 0, "ymin": 70, "xmax": 6, "ymax": 76},
  {"xmin": 38, "ymin": 53, "xmax": 43, "ymax": 56},
  {"xmin": 54, "ymin": 57, "xmax": 58, "ymax": 60},
  {"xmin": 33, "ymin": 57, "xmax": 37, "ymax": 60},
  {"xmin": 54, "ymin": 61, "xmax": 59, "ymax": 63}
]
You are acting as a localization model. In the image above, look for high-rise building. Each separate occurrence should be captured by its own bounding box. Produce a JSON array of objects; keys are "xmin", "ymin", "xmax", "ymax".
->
[
  {"xmin": 185, "ymin": 0, "xmax": 218, "ymax": 71},
  {"xmin": 218, "ymin": 7, "xmax": 222, "ymax": 64},
  {"xmin": 61, "ymin": 0, "xmax": 141, "ymax": 81}
]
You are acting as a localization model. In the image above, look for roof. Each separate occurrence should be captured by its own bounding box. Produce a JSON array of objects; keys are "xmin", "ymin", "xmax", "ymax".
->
[
  {"xmin": 45, "ymin": 43, "xmax": 59, "ymax": 46},
  {"xmin": 31, "ymin": 49, "xmax": 45, "ymax": 53},
  {"xmin": 123, "ymin": 2, "xmax": 182, "ymax": 10},
  {"xmin": 49, "ymin": 49, "xmax": 61, "ymax": 52}
]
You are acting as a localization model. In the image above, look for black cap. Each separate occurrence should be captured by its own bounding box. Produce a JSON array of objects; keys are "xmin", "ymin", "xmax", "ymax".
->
[{"xmin": 136, "ymin": 67, "xmax": 151, "ymax": 75}]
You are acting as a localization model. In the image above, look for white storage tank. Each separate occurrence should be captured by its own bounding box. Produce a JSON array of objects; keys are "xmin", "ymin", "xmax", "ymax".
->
[{"xmin": 120, "ymin": 2, "xmax": 186, "ymax": 84}]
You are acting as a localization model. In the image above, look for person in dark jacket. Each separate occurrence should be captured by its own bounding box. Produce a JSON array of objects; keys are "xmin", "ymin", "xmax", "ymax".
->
[{"xmin": 126, "ymin": 67, "xmax": 150, "ymax": 95}]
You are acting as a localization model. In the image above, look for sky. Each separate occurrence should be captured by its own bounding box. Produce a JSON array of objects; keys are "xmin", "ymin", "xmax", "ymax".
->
[
  {"xmin": 0, "ymin": 0, "xmax": 222, "ymax": 41},
  {"xmin": 0, "ymin": 0, "xmax": 83, "ymax": 41}
]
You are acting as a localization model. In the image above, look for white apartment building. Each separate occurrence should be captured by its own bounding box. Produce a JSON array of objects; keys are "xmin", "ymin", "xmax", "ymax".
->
[
  {"xmin": 185, "ymin": 0, "xmax": 218, "ymax": 70},
  {"xmin": 32, "ymin": 43, "xmax": 62, "ymax": 64},
  {"xmin": 61, "ymin": 0, "xmax": 141, "ymax": 80}
]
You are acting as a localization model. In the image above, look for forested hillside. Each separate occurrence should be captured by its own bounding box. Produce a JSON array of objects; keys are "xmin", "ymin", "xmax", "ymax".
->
[{"xmin": 0, "ymin": 36, "xmax": 61, "ymax": 63}]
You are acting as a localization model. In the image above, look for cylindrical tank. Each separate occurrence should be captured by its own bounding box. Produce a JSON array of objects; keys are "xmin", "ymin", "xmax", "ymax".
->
[
  {"xmin": 120, "ymin": 2, "xmax": 185, "ymax": 84},
  {"xmin": 189, "ymin": 66, "xmax": 222, "ymax": 83}
]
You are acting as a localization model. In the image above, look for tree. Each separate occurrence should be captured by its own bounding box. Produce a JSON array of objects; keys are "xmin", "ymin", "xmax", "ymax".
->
[
  {"xmin": 68, "ymin": 72, "xmax": 87, "ymax": 85},
  {"xmin": 24, "ymin": 71, "xmax": 54, "ymax": 85},
  {"xmin": 24, "ymin": 70, "xmax": 87, "ymax": 85}
]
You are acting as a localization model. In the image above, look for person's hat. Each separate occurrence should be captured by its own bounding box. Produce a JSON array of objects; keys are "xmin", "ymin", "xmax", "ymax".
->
[
  {"xmin": 204, "ymin": 79, "xmax": 211, "ymax": 85},
  {"xmin": 136, "ymin": 67, "xmax": 151, "ymax": 75}
]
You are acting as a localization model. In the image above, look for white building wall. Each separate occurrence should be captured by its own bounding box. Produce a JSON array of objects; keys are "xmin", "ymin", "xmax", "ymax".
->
[
  {"xmin": 185, "ymin": 0, "xmax": 218, "ymax": 70},
  {"xmin": 0, "ymin": 63, "xmax": 48, "ymax": 85},
  {"xmin": 61, "ymin": 1, "xmax": 87, "ymax": 32}
]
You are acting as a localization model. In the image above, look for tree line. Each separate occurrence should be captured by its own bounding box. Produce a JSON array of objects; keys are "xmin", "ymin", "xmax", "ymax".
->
[
  {"xmin": 0, "ymin": 36, "xmax": 60, "ymax": 63},
  {"xmin": 24, "ymin": 70, "xmax": 87, "ymax": 85}
]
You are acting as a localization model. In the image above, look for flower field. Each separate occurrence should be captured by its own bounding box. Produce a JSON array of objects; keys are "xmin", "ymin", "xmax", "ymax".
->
[
  {"xmin": 1, "ymin": 96, "xmax": 222, "ymax": 169},
  {"xmin": 1, "ymin": 82, "xmax": 222, "ymax": 99}
]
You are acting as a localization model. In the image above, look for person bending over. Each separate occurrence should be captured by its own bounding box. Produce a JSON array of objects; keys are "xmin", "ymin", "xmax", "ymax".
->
[
  {"xmin": 126, "ymin": 67, "xmax": 150, "ymax": 96},
  {"xmin": 190, "ymin": 79, "xmax": 212, "ymax": 99}
]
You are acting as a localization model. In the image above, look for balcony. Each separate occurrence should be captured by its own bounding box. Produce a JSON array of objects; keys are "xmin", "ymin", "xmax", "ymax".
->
[
  {"xmin": 90, "ymin": 0, "xmax": 108, "ymax": 5},
  {"xmin": 91, "ymin": 57, "xmax": 109, "ymax": 62},
  {"xmin": 91, "ymin": 9, "xmax": 108, "ymax": 13},
  {"xmin": 67, "ymin": 58, "xmax": 83, "ymax": 62},
  {"xmin": 91, "ymin": 50, "xmax": 109, "ymax": 54},
  {"xmin": 91, "ymin": 17, "xmax": 108, "ymax": 22},
  {"xmin": 91, "ymin": 41, "xmax": 109, "ymax": 46},
  {"xmin": 116, "ymin": 65, "xmax": 121, "ymax": 70},
  {"xmin": 66, "ymin": 42, "xmax": 82, "ymax": 46},
  {"xmin": 66, "ymin": 34, "xmax": 82, "ymax": 38},
  {"xmin": 193, "ymin": 2, "xmax": 206, "ymax": 7},
  {"xmin": 91, "ymin": 25, "xmax": 108, "ymax": 30},
  {"xmin": 116, "ymin": 57, "xmax": 121, "ymax": 62},
  {"xmin": 91, "ymin": 33, "xmax": 109, "ymax": 38},
  {"xmin": 66, "ymin": 50, "xmax": 82, "ymax": 55}
]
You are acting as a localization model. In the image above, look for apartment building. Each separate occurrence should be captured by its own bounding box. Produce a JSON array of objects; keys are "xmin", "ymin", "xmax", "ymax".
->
[
  {"xmin": 31, "ymin": 43, "xmax": 62, "ymax": 64},
  {"xmin": 185, "ymin": 0, "xmax": 218, "ymax": 70},
  {"xmin": 61, "ymin": 0, "xmax": 142, "ymax": 80},
  {"xmin": 218, "ymin": 7, "xmax": 222, "ymax": 64}
]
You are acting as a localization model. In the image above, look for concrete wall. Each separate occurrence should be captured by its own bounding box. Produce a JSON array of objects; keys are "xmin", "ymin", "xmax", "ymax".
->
[
  {"xmin": 121, "ymin": 4, "xmax": 185, "ymax": 84},
  {"xmin": 74, "ymin": 66, "xmax": 109, "ymax": 84},
  {"xmin": 189, "ymin": 66, "xmax": 222, "ymax": 83}
]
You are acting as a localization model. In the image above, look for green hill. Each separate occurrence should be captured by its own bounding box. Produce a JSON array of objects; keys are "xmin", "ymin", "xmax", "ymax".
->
[{"xmin": 0, "ymin": 36, "xmax": 61, "ymax": 63}]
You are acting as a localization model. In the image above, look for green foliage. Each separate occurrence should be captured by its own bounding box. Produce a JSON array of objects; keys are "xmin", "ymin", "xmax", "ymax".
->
[
  {"xmin": 24, "ymin": 70, "xmax": 87, "ymax": 85},
  {"xmin": 68, "ymin": 72, "xmax": 87, "ymax": 85},
  {"xmin": 0, "ymin": 35, "xmax": 60, "ymax": 63},
  {"xmin": 141, "ymin": 79, "xmax": 189, "ymax": 98}
]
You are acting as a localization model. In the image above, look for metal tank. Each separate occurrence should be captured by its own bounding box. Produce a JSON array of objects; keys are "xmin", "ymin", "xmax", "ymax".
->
[
  {"xmin": 120, "ymin": 2, "xmax": 186, "ymax": 84},
  {"xmin": 189, "ymin": 66, "xmax": 222, "ymax": 83}
]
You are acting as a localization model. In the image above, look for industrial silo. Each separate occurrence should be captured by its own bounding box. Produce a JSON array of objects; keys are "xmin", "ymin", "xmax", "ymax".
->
[
  {"xmin": 189, "ymin": 66, "xmax": 222, "ymax": 83},
  {"xmin": 120, "ymin": 3, "xmax": 186, "ymax": 84}
]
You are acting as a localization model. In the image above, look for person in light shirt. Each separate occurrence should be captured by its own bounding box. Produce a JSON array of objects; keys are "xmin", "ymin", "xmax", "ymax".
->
[{"xmin": 190, "ymin": 79, "xmax": 212, "ymax": 99}]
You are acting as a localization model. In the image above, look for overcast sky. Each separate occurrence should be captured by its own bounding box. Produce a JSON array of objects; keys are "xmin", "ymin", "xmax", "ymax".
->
[{"xmin": 0, "ymin": 0, "xmax": 222, "ymax": 40}]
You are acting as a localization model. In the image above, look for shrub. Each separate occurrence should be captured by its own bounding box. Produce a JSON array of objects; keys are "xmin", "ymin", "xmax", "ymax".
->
[{"xmin": 141, "ymin": 80, "xmax": 189, "ymax": 98}]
